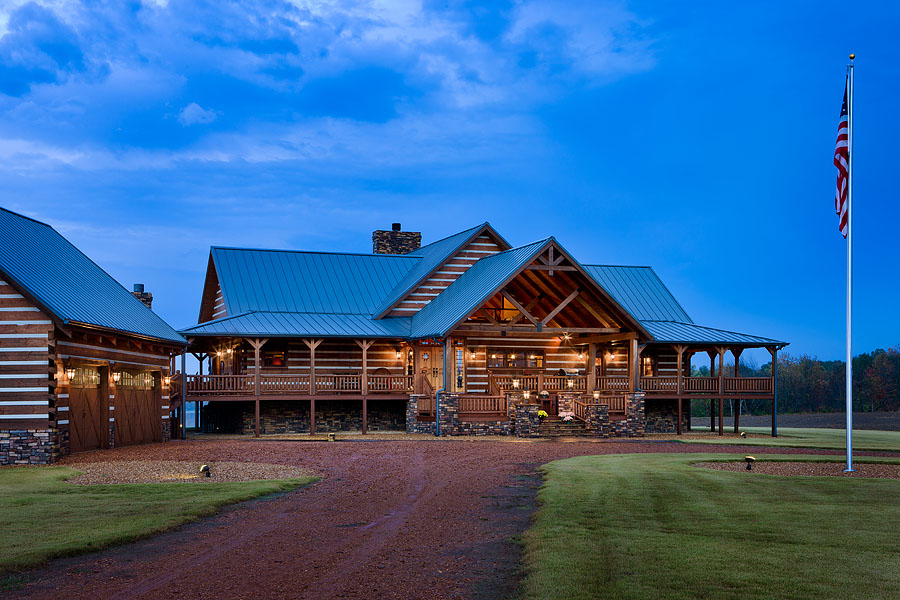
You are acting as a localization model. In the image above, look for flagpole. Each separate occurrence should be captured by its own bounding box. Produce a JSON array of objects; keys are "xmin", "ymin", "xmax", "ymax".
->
[{"xmin": 844, "ymin": 53, "xmax": 855, "ymax": 472}]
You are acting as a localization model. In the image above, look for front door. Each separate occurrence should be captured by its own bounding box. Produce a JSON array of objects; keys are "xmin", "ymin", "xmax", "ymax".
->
[
  {"xmin": 419, "ymin": 347, "xmax": 444, "ymax": 392},
  {"xmin": 70, "ymin": 367, "xmax": 103, "ymax": 452}
]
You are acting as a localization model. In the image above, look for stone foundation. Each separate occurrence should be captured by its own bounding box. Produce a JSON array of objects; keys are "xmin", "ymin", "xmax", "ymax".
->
[
  {"xmin": 515, "ymin": 404, "xmax": 542, "ymax": 437},
  {"xmin": 0, "ymin": 429, "xmax": 59, "ymax": 465},
  {"xmin": 644, "ymin": 399, "xmax": 689, "ymax": 434},
  {"xmin": 406, "ymin": 395, "xmax": 436, "ymax": 435},
  {"xmin": 240, "ymin": 400, "xmax": 406, "ymax": 434},
  {"xmin": 161, "ymin": 418, "xmax": 171, "ymax": 442}
]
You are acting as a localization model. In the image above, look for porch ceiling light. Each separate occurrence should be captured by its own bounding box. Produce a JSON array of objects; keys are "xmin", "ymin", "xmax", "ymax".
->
[{"xmin": 563, "ymin": 333, "xmax": 572, "ymax": 340}]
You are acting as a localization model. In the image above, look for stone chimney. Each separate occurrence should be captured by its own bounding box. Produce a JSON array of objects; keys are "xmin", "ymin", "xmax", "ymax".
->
[
  {"xmin": 132, "ymin": 283, "xmax": 153, "ymax": 309},
  {"xmin": 372, "ymin": 223, "xmax": 421, "ymax": 255}
]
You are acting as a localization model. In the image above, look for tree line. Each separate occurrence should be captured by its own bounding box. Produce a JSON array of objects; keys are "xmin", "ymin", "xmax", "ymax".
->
[{"xmin": 689, "ymin": 346, "xmax": 900, "ymax": 415}]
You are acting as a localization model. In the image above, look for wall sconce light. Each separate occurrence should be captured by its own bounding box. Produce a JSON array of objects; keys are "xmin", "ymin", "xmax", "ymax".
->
[
  {"xmin": 396, "ymin": 349, "xmax": 402, "ymax": 361},
  {"xmin": 578, "ymin": 352, "xmax": 585, "ymax": 360},
  {"xmin": 509, "ymin": 353, "xmax": 516, "ymax": 360},
  {"xmin": 593, "ymin": 391, "xmax": 600, "ymax": 400},
  {"xmin": 227, "ymin": 348, "xmax": 233, "ymax": 354},
  {"xmin": 112, "ymin": 371, "xmax": 121, "ymax": 383},
  {"xmin": 469, "ymin": 350, "xmax": 476, "ymax": 360},
  {"xmin": 512, "ymin": 378, "xmax": 520, "ymax": 389},
  {"xmin": 490, "ymin": 354, "xmax": 497, "ymax": 359},
  {"xmin": 523, "ymin": 390, "xmax": 531, "ymax": 400},
  {"xmin": 217, "ymin": 351, "xmax": 223, "ymax": 358},
  {"xmin": 164, "ymin": 376, "xmax": 171, "ymax": 386},
  {"xmin": 66, "ymin": 367, "xmax": 76, "ymax": 381},
  {"xmin": 605, "ymin": 351, "xmax": 615, "ymax": 362},
  {"xmin": 567, "ymin": 379, "xmax": 574, "ymax": 389}
]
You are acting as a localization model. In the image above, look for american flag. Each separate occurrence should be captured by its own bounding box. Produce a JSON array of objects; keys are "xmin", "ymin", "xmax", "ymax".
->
[{"xmin": 834, "ymin": 79, "xmax": 850, "ymax": 238}]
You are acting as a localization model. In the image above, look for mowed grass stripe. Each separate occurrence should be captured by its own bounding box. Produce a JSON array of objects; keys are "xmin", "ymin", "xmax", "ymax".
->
[
  {"xmin": 675, "ymin": 426, "xmax": 900, "ymax": 452},
  {"xmin": 522, "ymin": 453, "xmax": 900, "ymax": 600},
  {"xmin": 0, "ymin": 467, "xmax": 317, "ymax": 575}
]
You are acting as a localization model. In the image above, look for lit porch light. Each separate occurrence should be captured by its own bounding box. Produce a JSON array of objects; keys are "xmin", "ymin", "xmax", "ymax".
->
[
  {"xmin": 563, "ymin": 333, "xmax": 572, "ymax": 340},
  {"xmin": 164, "ymin": 375, "xmax": 171, "ymax": 386},
  {"xmin": 217, "ymin": 351, "xmax": 223, "ymax": 358},
  {"xmin": 469, "ymin": 350, "xmax": 476, "ymax": 360},
  {"xmin": 512, "ymin": 378, "xmax": 520, "ymax": 389},
  {"xmin": 523, "ymin": 390, "xmax": 531, "ymax": 400},
  {"xmin": 578, "ymin": 352, "xmax": 585, "ymax": 360},
  {"xmin": 112, "ymin": 371, "xmax": 121, "ymax": 383},
  {"xmin": 396, "ymin": 349, "xmax": 402, "ymax": 361},
  {"xmin": 567, "ymin": 379, "xmax": 574, "ymax": 389},
  {"xmin": 66, "ymin": 367, "xmax": 76, "ymax": 381}
]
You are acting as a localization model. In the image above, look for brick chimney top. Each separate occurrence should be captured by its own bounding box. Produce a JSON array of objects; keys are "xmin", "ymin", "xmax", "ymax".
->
[
  {"xmin": 373, "ymin": 224, "xmax": 421, "ymax": 255},
  {"xmin": 132, "ymin": 283, "xmax": 153, "ymax": 309}
]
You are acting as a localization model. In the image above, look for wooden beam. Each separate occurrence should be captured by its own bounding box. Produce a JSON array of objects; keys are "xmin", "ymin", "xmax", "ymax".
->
[
  {"xmin": 573, "ymin": 331, "xmax": 634, "ymax": 345},
  {"xmin": 454, "ymin": 325, "xmax": 620, "ymax": 334},
  {"xmin": 303, "ymin": 338, "xmax": 322, "ymax": 434},
  {"xmin": 717, "ymin": 348, "xmax": 725, "ymax": 436},
  {"xmin": 509, "ymin": 295, "xmax": 543, "ymax": 326},
  {"xmin": 500, "ymin": 290, "xmax": 540, "ymax": 328},
  {"xmin": 541, "ymin": 288, "xmax": 582, "ymax": 328},
  {"xmin": 675, "ymin": 344, "xmax": 685, "ymax": 435},
  {"xmin": 247, "ymin": 337, "xmax": 268, "ymax": 438},
  {"xmin": 587, "ymin": 343, "xmax": 596, "ymax": 394},
  {"xmin": 574, "ymin": 295, "xmax": 610, "ymax": 328},
  {"xmin": 630, "ymin": 338, "xmax": 639, "ymax": 392},
  {"xmin": 526, "ymin": 265, "xmax": 577, "ymax": 272},
  {"xmin": 477, "ymin": 308, "xmax": 501, "ymax": 326}
]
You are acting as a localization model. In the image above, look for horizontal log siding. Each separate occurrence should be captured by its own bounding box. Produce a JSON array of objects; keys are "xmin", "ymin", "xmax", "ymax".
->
[
  {"xmin": 460, "ymin": 335, "xmax": 586, "ymax": 394},
  {"xmin": 0, "ymin": 279, "xmax": 53, "ymax": 429},
  {"xmin": 246, "ymin": 340, "xmax": 407, "ymax": 375},
  {"xmin": 388, "ymin": 234, "xmax": 503, "ymax": 316}
]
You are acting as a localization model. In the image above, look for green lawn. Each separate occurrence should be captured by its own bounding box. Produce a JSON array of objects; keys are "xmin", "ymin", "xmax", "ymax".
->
[
  {"xmin": 678, "ymin": 426, "xmax": 900, "ymax": 452},
  {"xmin": 0, "ymin": 467, "xmax": 317, "ymax": 575},
  {"xmin": 521, "ymin": 453, "xmax": 900, "ymax": 600}
]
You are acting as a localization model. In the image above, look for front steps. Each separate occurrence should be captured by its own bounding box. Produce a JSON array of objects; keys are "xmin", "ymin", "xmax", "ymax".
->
[{"xmin": 537, "ymin": 417, "xmax": 591, "ymax": 437}]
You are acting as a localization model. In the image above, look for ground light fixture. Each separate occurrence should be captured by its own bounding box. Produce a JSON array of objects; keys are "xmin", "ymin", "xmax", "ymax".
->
[
  {"xmin": 200, "ymin": 464, "xmax": 211, "ymax": 477},
  {"xmin": 745, "ymin": 456, "xmax": 756, "ymax": 471}
]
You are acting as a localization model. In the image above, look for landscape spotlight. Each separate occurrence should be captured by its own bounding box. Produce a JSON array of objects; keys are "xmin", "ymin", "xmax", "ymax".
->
[
  {"xmin": 200, "ymin": 464, "xmax": 211, "ymax": 477},
  {"xmin": 744, "ymin": 456, "xmax": 756, "ymax": 471},
  {"xmin": 740, "ymin": 431, "xmax": 747, "ymax": 438}
]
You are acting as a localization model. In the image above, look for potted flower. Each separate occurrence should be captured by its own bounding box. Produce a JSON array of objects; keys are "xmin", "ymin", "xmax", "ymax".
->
[
  {"xmin": 537, "ymin": 410, "xmax": 549, "ymax": 421},
  {"xmin": 559, "ymin": 411, "xmax": 575, "ymax": 423}
]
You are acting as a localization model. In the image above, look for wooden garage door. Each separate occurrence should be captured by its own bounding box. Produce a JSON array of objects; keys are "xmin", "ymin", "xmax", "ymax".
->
[
  {"xmin": 116, "ymin": 371, "xmax": 161, "ymax": 446},
  {"xmin": 70, "ymin": 367, "xmax": 103, "ymax": 453}
]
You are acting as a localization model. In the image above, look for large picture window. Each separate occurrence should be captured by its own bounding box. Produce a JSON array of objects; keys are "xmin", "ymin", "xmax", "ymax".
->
[{"xmin": 487, "ymin": 349, "xmax": 544, "ymax": 369}]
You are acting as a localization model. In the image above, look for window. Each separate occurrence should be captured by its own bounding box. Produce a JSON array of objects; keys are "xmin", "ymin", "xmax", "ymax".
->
[
  {"xmin": 263, "ymin": 351, "xmax": 286, "ymax": 368},
  {"xmin": 641, "ymin": 355, "xmax": 654, "ymax": 377},
  {"xmin": 119, "ymin": 371, "xmax": 154, "ymax": 389},
  {"xmin": 487, "ymin": 349, "xmax": 543, "ymax": 369},
  {"xmin": 456, "ymin": 349, "xmax": 465, "ymax": 388}
]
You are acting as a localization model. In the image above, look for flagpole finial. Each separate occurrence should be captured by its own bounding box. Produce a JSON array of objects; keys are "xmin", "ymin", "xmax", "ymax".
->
[{"xmin": 849, "ymin": 53, "xmax": 855, "ymax": 60}]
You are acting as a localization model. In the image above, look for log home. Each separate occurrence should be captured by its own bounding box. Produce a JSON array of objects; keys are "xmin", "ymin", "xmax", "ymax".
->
[
  {"xmin": 175, "ymin": 222, "xmax": 786, "ymax": 438},
  {"xmin": 0, "ymin": 208, "xmax": 186, "ymax": 464}
]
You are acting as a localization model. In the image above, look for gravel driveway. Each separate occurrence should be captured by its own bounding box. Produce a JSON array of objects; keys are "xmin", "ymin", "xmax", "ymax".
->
[{"xmin": 11, "ymin": 438, "xmax": 891, "ymax": 600}]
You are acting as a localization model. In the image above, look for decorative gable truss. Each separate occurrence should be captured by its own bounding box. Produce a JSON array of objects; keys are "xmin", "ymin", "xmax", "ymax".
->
[
  {"xmin": 387, "ymin": 231, "xmax": 506, "ymax": 317},
  {"xmin": 457, "ymin": 243, "xmax": 645, "ymax": 337}
]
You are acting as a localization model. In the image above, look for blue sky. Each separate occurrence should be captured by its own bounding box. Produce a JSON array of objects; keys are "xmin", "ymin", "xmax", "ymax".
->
[{"xmin": 0, "ymin": 0, "xmax": 897, "ymax": 363}]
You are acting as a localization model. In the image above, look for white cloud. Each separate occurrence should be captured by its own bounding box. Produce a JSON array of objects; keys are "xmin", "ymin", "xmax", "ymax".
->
[{"xmin": 178, "ymin": 102, "xmax": 218, "ymax": 126}]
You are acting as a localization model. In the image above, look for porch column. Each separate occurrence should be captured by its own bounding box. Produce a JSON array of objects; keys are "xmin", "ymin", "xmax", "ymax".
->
[
  {"xmin": 732, "ymin": 348, "xmax": 743, "ymax": 433},
  {"xmin": 247, "ymin": 338, "xmax": 268, "ymax": 438},
  {"xmin": 356, "ymin": 339, "xmax": 373, "ymax": 435},
  {"xmin": 180, "ymin": 350, "xmax": 187, "ymax": 440},
  {"xmin": 630, "ymin": 337, "xmax": 640, "ymax": 392},
  {"xmin": 769, "ymin": 346, "xmax": 779, "ymax": 437},
  {"xmin": 587, "ymin": 343, "xmax": 596, "ymax": 395},
  {"xmin": 304, "ymin": 339, "xmax": 322, "ymax": 435},
  {"xmin": 707, "ymin": 350, "xmax": 716, "ymax": 432},
  {"xmin": 717, "ymin": 348, "xmax": 725, "ymax": 435},
  {"xmin": 675, "ymin": 345, "xmax": 685, "ymax": 435}
]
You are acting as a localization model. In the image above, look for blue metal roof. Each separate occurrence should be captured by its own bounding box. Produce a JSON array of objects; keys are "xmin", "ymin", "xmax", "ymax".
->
[
  {"xmin": 372, "ymin": 222, "xmax": 508, "ymax": 317},
  {"xmin": 640, "ymin": 320, "xmax": 786, "ymax": 345},
  {"xmin": 181, "ymin": 311, "xmax": 411, "ymax": 338},
  {"xmin": 410, "ymin": 239, "xmax": 551, "ymax": 338},
  {"xmin": 584, "ymin": 265, "xmax": 692, "ymax": 323},
  {"xmin": 0, "ymin": 207, "xmax": 185, "ymax": 344},
  {"xmin": 212, "ymin": 247, "xmax": 418, "ymax": 316}
]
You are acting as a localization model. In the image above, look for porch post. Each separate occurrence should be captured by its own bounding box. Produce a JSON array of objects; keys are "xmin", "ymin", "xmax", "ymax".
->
[
  {"xmin": 717, "ymin": 348, "xmax": 725, "ymax": 435},
  {"xmin": 356, "ymin": 339, "xmax": 373, "ymax": 435},
  {"xmin": 769, "ymin": 346, "xmax": 779, "ymax": 437},
  {"xmin": 247, "ymin": 338, "xmax": 268, "ymax": 438},
  {"xmin": 708, "ymin": 350, "xmax": 716, "ymax": 432},
  {"xmin": 630, "ymin": 337, "xmax": 640, "ymax": 392},
  {"xmin": 304, "ymin": 339, "xmax": 322, "ymax": 435},
  {"xmin": 587, "ymin": 343, "xmax": 596, "ymax": 394},
  {"xmin": 733, "ymin": 348, "xmax": 743, "ymax": 433},
  {"xmin": 180, "ymin": 350, "xmax": 187, "ymax": 440},
  {"xmin": 675, "ymin": 345, "xmax": 685, "ymax": 435}
]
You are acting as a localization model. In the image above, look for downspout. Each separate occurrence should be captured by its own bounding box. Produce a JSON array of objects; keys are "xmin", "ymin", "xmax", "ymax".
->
[{"xmin": 435, "ymin": 338, "xmax": 449, "ymax": 436}]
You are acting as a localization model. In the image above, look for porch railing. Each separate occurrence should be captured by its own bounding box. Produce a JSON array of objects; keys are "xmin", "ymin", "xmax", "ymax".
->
[
  {"xmin": 490, "ymin": 373, "xmax": 587, "ymax": 392},
  {"xmin": 640, "ymin": 376, "xmax": 678, "ymax": 392},
  {"xmin": 595, "ymin": 376, "xmax": 630, "ymax": 391},
  {"xmin": 724, "ymin": 377, "xmax": 772, "ymax": 393},
  {"xmin": 682, "ymin": 377, "xmax": 718, "ymax": 392},
  {"xmin": 185, "ymin": 373, "xmax": 412, "ymax": 396},
  {"xmin": 573, "ymin": 394, "xmax": 627, "ymax": 423},
  {"xmin": 459, "ymin": 395, "xmax": 507, "ymax": 415}
]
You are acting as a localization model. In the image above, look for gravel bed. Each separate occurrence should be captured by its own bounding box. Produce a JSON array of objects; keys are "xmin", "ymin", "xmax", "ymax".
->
[
  {"xmin": 694, "ymin": 460, "xmax": 900, "ymax": 479},
  {"xmin": 63, "ymin": 460, "xmax": 315, "ymax": 485}
]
